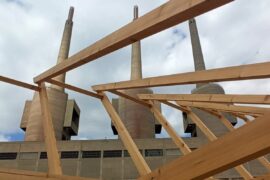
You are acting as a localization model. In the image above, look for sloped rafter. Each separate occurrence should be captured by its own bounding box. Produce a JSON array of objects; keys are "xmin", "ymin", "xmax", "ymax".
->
[
  {"xmin": 138, "ymin": 111, "xmax": 270, "ymax": 180},
  {"xmin": 0, "ymin": 75, "xmax": 39, "ymax": 91}
]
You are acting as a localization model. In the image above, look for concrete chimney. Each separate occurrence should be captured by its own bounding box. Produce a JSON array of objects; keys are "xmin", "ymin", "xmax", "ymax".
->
[
  {"xmin": 51, "ymin": 7, "xmax": 74, "ymax": 91},
  {"xmin": 189, "ymin": 18, "xmax": 207, "ymax": 88},
  {"xmin": 130, "ymin": 5, "xmax": 142, "ymax": 80}
]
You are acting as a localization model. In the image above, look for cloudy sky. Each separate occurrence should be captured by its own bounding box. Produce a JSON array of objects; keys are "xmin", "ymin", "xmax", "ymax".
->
[{"xmin": 0, "ymin": 0, "xmax": 269, "ymax": 142}]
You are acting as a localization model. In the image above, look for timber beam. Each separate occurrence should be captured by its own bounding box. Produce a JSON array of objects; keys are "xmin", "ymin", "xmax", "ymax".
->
[
  {"xmin": 175, "ymin": 101, "xmax": 267, "ymax": 116},
  {"xmin": 34, "ymin": 0, "xmax": 233, "ymax": 83},
  {"xmin": 138, "ymin": 93, "xmax": 270, "ymax": 105},
  {"xmin": 109, "ymin": 90, "xmax": 151, "ymax": 107},
  {"xmin": 48, "ymin": 79, "xmax": 102, "ymax": 99},
  {"xmin": 0, "ymin": 167, "xmax": 97, "ymax": 180},
  {"xmin": 92, "ymin": 61, "xmax": 270, "ymax": 91},
  {"xmin": 0, "ymin": 75, "xmax": 39, "ymax": 91},
  {"xmin": 99, "ymin": 92, "xmax": 151, "ymax": 175},
  {"xmin": 138, "ymin": 111, "xmax": 270, "ymax": 180},
  {"xmin": 39, "ymin": 83, "xmax": 62, "ymax": 175}
]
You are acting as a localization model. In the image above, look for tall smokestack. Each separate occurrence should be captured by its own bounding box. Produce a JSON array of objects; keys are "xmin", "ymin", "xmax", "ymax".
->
[
  {"xmin": 116, "ymin": 6, "xmax": 158, "ymax": 139},
  {"xmin": 130, "ymin": 5, "xmax": 142, "ymax": 80},
  {"xmin": 51, "ymin": 7, "xmax": 74, "ymax": 91},
  {"xmin": 189, "ymin": 18, "xmax": 207, "ymax": 88}
]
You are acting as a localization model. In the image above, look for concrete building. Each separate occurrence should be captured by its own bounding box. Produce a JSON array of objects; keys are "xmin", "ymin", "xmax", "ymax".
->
[{"xmin": 0, "ymin": 6, "xmax": 267, "ymax": 180}]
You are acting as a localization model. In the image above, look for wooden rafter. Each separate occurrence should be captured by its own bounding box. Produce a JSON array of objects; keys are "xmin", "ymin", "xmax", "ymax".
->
[
  {"xmin": 183, "ymin": 106, "xmax": 253, "ymax": 179},
  {"xmin": 0, "ymin": 167, "xmax": 97, "ymax": 180},
  {"xmin": 0, "ymin": 75, "xmax": 39, "ymax": 91},
  {"xmin": 148, "ymin": 101, "xmax": 191, "ymax": 155},
  {"xmin": 34, "ymin": 0, "xmax": 233, "ymax": 83},
  {"xmin": 210, "ymin": 111, "xmax": 270, "ymax": 172},
  {"xmin": 48, "ymin": 79, "xmax": 102, "ymax": 99},
  {"xmin": 138, "ymin": 94, "xmax": 270, "ymax": 105},
  {"xmin": 92, "ymin": 61, "xmax": 270, "ymax": 91},
  {"xmin": 99, "ymin": 92, "xmax": 151, "ymax": 175},
  {"xmin": 138, "ymin": 111, "xmax": 270, "ymax": 180},
  {"xmin": 109, "ymin": 90, "xmax": 151, "ymax": 107},
  {"xmin": 175, "ymin": 101, "xmax": 267, "ymax": 116}
]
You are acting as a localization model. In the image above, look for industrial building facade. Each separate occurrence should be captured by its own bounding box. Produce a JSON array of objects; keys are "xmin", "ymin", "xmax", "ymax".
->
[{"xmin": 0, "ymin": 139, "xmax": 269, "ymax": 179}]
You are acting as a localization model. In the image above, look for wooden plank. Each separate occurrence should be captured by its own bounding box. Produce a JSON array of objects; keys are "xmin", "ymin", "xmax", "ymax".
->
[
  {"xmin": 0, "ymin": 167, "xmax": 97, "ymax": 180},
  {"xmin": 253, "ymin": 174, "xmax": 270, "ymax": 180},
  {"xmin": 149, "ymin": 101, "xmax": 191, "ymax": 155},
  {"xmin": 138, "ymin": 111, "xmax": 270, "ymax": 180},
  {"xmin": 214, "ymin": 111, "xmax": 270, "ymax": 173},
  {"xmin": 34, "ymin": 0, "xmax": 232, "ymax": 83},
  {"xmin": 92, "ymin": 61, "xmax": 270, "ymax": 91},
  {"xmin": 0, "ymin": 75, "xmax": 39, "ymax": 91},
  {"xmin": 99, "ymin": 92, "xmax": 151, "ymax": 175},
  {"xmin": 176, "ymin": 101, "xmax": 267, "ymax": 116},
  {"xmin": 109, "ymin": 90, "xmax": 151, "ymax": 107},
  {"xmin": 48, "ymin": 79, "xmax": 102, "ymax": 99},
  {"xmin": 183, "ymin": 107, "xmax": 253, "ymax": 179},
  {"xmin": 39, "ymin": 83, "xmax": 62, "ymax": 175},
  {"xmin": 160, "ymin": 100, "xmax": 189, "ymax": 112},
  {"xmin": 138, "ymin": 93, "xmax": 270, "ymax": 105}
]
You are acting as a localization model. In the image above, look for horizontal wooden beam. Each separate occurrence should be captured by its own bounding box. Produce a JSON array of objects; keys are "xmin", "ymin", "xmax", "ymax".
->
[
  {"xmin": 34, "ymin": 0, "xmax": 232, "ymax": 83},
  {"xmin": 92, "ymin": 61, "xmax": 270, "ymax": 91},
  {"xmin": 109, "ymin": 90, "xmax": 151, "ymax": 107},
  {"xmin": 0, "ymin": 75, "xmax": 39, "ymax": 91},
  {"xmin": 48, "ymin": 79, "xmax": 102, "ymax": 99},
  {"xmin": 176, "ymin": 101, "xmax": 267, "ymax": 116},
  {"xmin": 138, "ymin": 93, "xmax": 270, "ymax": 104},
  {"xmin": 0, "ymin": 167, "xmax": 97, "ymax": 180},
  {"xmin": 138, "ymin": 111, "xmax": 270, "ymax": 180}
]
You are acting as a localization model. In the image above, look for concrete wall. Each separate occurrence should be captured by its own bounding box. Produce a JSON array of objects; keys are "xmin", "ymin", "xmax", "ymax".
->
[{"xmin": 0, "ymin": 138, "xmax": 268, "ymax": 179}]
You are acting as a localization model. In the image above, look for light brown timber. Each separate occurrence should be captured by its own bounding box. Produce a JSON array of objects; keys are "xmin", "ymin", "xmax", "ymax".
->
[
  {"xmin": 138, "ymin": 111, "xmax": 270, "ymax": 180},
  {"xmin": 48, "ymin": 79, "xmax": 102, "ymax": 99},
  {"xmin": 148, "ymin": 101, "xmax": 191, "ymax": 155},
  {"xmin": 92, "ymin": 61, "xmax": 270, "ymax": 91},
  {"xmin": 215, "ymin": 111, "xmax": 270, "ymax": 173},
  {"xmin": 39, "ymin": 83, "xmax": 62, "ymax": 175},
  {"xmin": 99, "ymin": 92, "xmax": 151, "ymax": 175},
  {"xmin": 183, "ymin": 106, "xmax": 253, "ymax": 179},
  {"xmin": 176, "ymin": 101, "xmax": 266, "ymax": 116},
  {"xmin": 34, "ymin": 0, "xmax": 232, "ymax": 83},
  {"xmin": 0, "ymin": 75, "xmax": 39, "ymax": 91},
  {"xmin": 109, "ymin": 90, "xmax": 151, "ymax": 107},
  {"xmin": 138, "ymin": 93, "xmax": 270, "ymax": 105},
  {"xmin": 0, "ymin": 167, "xmax": 97, "ymax": 180}
]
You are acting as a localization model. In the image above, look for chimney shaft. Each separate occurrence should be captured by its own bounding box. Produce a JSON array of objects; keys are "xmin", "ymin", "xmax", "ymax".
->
[
  {"xmin": 51, "ymin": 7, "xmax": 74, "ymax": 91},
  {"xmin": 130, "ymin": 5, "xmax": 142, "ymax": 80},
  {"xmin": 189, "ymin": 18, "xmax": 207, "ymax": 88}
]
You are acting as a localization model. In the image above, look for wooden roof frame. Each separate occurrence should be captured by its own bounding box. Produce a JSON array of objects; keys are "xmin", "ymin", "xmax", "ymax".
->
[{"xmin": 1, "ymin": 0, "xmax": 270, "ymax": 179}]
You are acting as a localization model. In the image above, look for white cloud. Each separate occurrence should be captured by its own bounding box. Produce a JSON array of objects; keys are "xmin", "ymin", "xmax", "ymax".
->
[{"xmin": 0, "ymin": 0, "xmax": 269, "ymax": 140}]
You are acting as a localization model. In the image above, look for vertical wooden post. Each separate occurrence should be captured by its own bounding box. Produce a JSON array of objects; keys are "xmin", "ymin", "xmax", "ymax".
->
[
  {"xmin": 178, "ymin": 105, "xmax": 253, "ymax": 180},
  {"xmin": 39, "ymin": 83, "xmax": 62, "ymax": 175},
  {"xmin": 149, "ymin": 101, "xmax": 191, "ymax": 155},
  {"xmin": 98, "ymin": 92, "xmax": 151, "ymax": 176}
]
